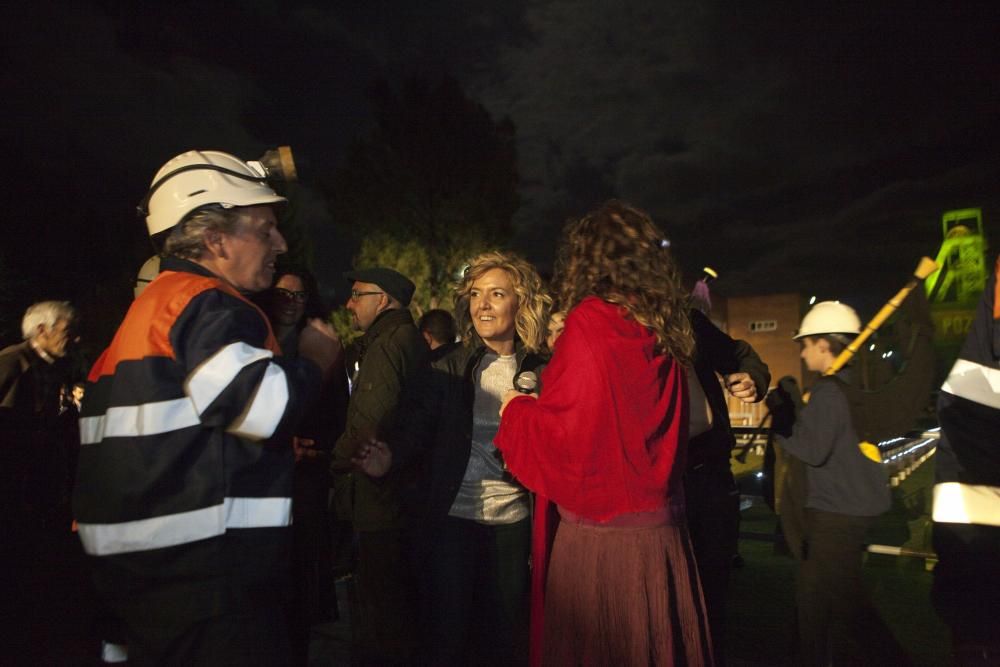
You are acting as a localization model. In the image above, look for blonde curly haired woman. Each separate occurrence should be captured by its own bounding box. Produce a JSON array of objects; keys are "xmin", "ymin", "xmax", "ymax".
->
[{"xmin": 356, "ymin": 250, "xmax": 551, "ymax": 666}]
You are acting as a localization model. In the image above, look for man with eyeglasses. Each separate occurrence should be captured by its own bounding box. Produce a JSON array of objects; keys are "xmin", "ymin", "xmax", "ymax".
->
[{"xmin": 332, "ymin": 266, "xmax": 427, "ymax": 664}]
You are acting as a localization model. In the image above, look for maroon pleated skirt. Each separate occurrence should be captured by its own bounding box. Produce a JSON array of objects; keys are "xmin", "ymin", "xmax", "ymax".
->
[{"xmin": 543, "ymin": 513, "xmax": 713, "ymax": 666}]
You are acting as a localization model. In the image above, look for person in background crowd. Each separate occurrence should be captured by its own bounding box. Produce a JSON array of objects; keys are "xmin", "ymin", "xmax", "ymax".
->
[
  {"xmin": 495, "ymin": 201, "xmax": 712, "ymax": 665},
  {"xmin": 418, "ymin": 308, "xmax": 459, "ymax": 360},
  {"xmin": 1, "ymin": 300, "xmax": 79, "ymax": 663},
  {"xmin": 330, "ymin": 266, "xmax": 427, "ymax": 665},
  {"xmin": 0, "ymin": 301, "xmax": 78, "ymax": 527},
  {"xmin": 544, "ymin": 310, "xmax": 565, "ymax": 354},
  {"xmin": 356, "ymin": 250, "xmax": 550, "ymax": 666},
  {"xmin": 133, "ymin": 255, "xmax": 161, "ymax": 299},
  {"xmin": 0, "ymin": 301, "xmax": 76, "ymax": 411},
  {"xmin": 685, "ymin": 308, "xmax": 769, "ymax": 665},
  {"xmin": 61, "ymin": 381, "xmax": 85, "ymax": 414},
  {"xmin": 257, "ymin": 266, "xmax": 348, "ymax": 666},
  {"xmin": 73, "ymin": 149, "xmax": 340, "ymax": 665}
]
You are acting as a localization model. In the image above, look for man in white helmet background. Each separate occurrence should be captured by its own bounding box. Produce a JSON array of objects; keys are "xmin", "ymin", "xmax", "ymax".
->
[
  {"xmin": 72, "ymin": 149, "xmax": 341, "ymax": 665},
  {"xmin": 765, "ymin": 300, "xmax": 906, "ymax": 666}
]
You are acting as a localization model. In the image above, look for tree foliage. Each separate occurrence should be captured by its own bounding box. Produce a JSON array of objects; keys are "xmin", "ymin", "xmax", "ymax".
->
[
  {"xmin": 329, "ymin": 307, "xmax": 361, "ymax": 349},
  {"xmin": 272, "ymin": 182, "xmax": 315, "ymax": 270},
  {"xmin": 327, "ymin": 76, "xmax": 520, "ymax": 315}
]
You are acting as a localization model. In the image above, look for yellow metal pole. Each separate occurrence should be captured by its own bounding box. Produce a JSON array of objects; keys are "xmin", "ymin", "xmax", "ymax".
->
[{"xmin": 823, "ymin": 256, "xmax": 939, "ymax": 378}]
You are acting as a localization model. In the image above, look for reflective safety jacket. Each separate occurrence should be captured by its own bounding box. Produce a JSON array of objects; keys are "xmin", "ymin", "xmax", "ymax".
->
[
  {"xmin": 934, "ymin": 258, "xmax": 1000, "ymax": 530},
  {"xmin": 932, "ymin": 257, "xmax": 1000, "ymax": 635},
  {"xmin": 73, "ymin": 257, "xmax": 321, "ymax": 623}
]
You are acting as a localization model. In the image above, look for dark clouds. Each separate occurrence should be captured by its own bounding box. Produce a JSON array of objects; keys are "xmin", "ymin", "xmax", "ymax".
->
[
  {"xmin": 2, "ymin": 0, "xmax": 998, "ymax": 321},
  {"xmin": 470, "ymin": 1, "xmax": 1000, "ymax": 299}
]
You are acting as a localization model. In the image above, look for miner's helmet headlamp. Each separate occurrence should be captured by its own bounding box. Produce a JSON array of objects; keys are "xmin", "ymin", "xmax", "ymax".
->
[{"xmin": 138, "ymin": 147, "xmax": 297, "ymax": 239}]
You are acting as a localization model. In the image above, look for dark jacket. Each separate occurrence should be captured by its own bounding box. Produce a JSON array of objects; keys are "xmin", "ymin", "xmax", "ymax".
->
[
  {"xmin": 0, "ymin": 341, "xmax": 74, "ymax": 520},
  {"xmin": 0, "ymin": 341, "xmax": 62, "ymax": 416},
  {"xmin": 932, "ymin": 256, "xmax": 1000, "ymax": 637},
  {"xmin": 331, "ymin": 307, "xmax": 427, "ymax": 531},
  {"xmin": 775, "ymin": 371, "xmax": 891, "ymax": 517},
  {"xmin": 389, "ymin": 339, "xmax": 545, "ymax": 526},
  {"xmin": 687, "ymin": 309, "xmax": 770, "ymax": 471},
  {"xmin": 428, "ymin": 340, "xmax": 460, "ymax": 364},
  {"xmin": 73, "ymin": 257, "xmax": 323, "ymax": 626}
]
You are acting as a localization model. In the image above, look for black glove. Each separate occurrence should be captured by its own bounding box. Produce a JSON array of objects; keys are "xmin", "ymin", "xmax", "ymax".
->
[{"xmin": 766, "ymin": 376, "xmax": 802, "ymax": 438}]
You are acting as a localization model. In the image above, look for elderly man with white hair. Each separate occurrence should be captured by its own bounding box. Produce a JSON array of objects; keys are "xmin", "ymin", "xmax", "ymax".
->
[
  {"xmin": 2, "ymin": 300, "xmax": 75, "ymax": 370},
  {"xmin": 0, "ymin": 299, "xmax": 76, "ymax": 417},
  {"xmin": 0, "ymin": 299, "xmax": 78, "ymax": 661}
]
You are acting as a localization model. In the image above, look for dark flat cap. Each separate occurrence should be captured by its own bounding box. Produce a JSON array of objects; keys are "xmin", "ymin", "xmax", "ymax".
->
[{"xmin": 344, "ymin": 267, "xmax": 415, "ymax": 307}]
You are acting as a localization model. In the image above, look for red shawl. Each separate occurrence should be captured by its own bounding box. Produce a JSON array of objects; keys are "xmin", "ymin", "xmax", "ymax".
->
[{"xmin": 496, "ymin": 296, "xmax": 688, "ymax": 665}]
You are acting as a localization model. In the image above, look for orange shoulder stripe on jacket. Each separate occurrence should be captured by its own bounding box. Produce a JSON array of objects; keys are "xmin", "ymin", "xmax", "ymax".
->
[{"xmin": 89, "ymin": 271, "xmax": 280, "ymax": 381}]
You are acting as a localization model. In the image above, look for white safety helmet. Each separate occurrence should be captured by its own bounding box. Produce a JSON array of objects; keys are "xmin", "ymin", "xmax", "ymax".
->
[
  {"xmin": 141, "ymin": 150, "xmax": 287, "ymax": 238},
  {"xmin": 793, "ymin": 301, "xmax": 862, "ymax": 340},
  {"xmin": 133, "ymin": 255, "xmax": 161, "ymax": 299}
]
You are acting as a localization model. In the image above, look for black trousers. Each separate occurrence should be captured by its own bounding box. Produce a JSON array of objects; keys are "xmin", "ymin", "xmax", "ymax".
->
[
  {"xmin": 421, "ymin": 515, "xmax": 530, "ymax": 666},
  {"xmin": 797, "ymin": 509, "xmax": 909, "ymax": 666},
  {"xmin": 932, "ymin": 522, "xmax": 1000, "ymax": 665},
  {"xmin": 123, "ymin": 606, "xmax": 290, "ymax": 666},
  {"xmin": 684, "ymin": 465, "xmax": 740, "ymax": 665},
  {"xmin": 354, "ymin": 528, "xmax": 418, "ymax": 665}
]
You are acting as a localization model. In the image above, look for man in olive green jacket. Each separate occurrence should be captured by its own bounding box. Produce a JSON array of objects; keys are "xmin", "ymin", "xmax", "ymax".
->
[{"xmin": 332, "ymin": 267, "xmax": 427, "ymax": 664}]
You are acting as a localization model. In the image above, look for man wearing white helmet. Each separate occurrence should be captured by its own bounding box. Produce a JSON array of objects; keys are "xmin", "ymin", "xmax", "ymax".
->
[
  {"xmin": 766, "ymin": 301, "xmax": 894, "ymax": 666},
  {"xmin": 132, "ymin": 255, "xmax": 160, "ymax": 298},
  {"xmin": 73, "ymin": 150, "xmax": 341, "ymax": 665}
]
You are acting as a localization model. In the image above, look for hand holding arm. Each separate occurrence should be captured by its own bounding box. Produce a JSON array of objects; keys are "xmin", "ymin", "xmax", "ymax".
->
[
  {"xmin": 725, "ymin": 372, "xmax": 758, "ymax": 403},
  {"xmin": 691, "ymin": 310, "xmax": 770, "ymax": 403}
]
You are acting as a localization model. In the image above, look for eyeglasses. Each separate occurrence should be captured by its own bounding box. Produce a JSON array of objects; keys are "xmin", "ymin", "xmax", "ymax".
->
[
  {"xmin": 350, "ymin": 290, "xmax": 384, "ymax": 301},
  {"xmin": 274, "ymin": 287, "xmax": 308, "ymax": 303}
]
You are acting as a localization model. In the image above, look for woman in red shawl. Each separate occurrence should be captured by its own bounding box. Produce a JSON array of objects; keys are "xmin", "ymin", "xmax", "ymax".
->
[{"xmin": 496, "ymin": 200, "xmax": 713, "ymax": 666}]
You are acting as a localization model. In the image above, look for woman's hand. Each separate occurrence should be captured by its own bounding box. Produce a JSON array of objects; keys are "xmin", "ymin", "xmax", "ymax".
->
[
  {"xmin": 500, "ymin": 389, "xmax": 536, "ymax": 417},
  {"xmin": 352, "ymin": 437, "xmax": 393, "ymax": 478}
]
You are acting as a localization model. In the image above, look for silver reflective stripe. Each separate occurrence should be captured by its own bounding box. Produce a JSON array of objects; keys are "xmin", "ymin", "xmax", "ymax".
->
[
  {"xmin": 76, "ymin": 496, "xmax": 292, "ymax": 556},
  {"xmin": 186, "ymin": 342, "xmax": 274, "ymax": 415},
  {"xmin": 932, "ymin": 482, "xmax": 1000, "ymax": 527},
  {"xmin": 940, "ymin": 358, "xmax": 1000, "ymax": 410},
  {"xmin": 223, "ymin": 494, "xmax": 292, "ymax": 528},
  {"xmin": 79, "ymin": 397, "xmax": 201, "ymax": 445},
  {"xmin": 227, "ymin": 362, "xmax": 289, "ymax": 441}
]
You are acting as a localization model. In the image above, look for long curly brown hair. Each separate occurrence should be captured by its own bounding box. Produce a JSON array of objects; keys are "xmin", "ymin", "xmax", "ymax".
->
[{"xmin": 553, "ymin": 200, "xmax": 694, "ymax": 364}]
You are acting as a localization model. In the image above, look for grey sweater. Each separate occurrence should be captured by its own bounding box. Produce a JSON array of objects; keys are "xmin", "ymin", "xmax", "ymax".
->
[{"xmin": 780, "ymin": 375, "xmax": 890, "ymax": 517}]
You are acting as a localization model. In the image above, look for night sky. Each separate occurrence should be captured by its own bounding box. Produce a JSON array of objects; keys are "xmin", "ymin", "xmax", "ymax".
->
[{"xmin": 2, "ymin": 1, "xmax": 998, "ymax": 343}]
